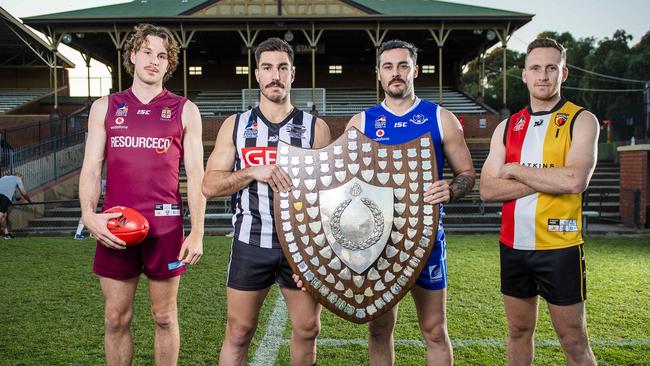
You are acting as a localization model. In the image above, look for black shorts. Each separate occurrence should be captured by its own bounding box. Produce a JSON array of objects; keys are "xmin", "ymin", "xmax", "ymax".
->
[
  {"xmin": 227, "ymin": 239, "xmax": 298, "ymax": 291},
  {"xmin": 500, "ymin": 243, "xmax": 586, "ymax": 305},
  {"xmin": 0, "ymin": 194, "xmax": 11, "ymax": 213}
]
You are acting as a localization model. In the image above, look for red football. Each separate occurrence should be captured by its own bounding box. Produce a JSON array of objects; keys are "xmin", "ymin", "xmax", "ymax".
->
[{"xmin": 104, "ymin": 206, "xmax": 150, "ymax": 246}]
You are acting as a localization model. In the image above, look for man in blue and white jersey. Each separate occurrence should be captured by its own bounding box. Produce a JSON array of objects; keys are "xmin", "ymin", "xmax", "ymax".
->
[{"xmin": 347, "ymin": 39, "xmax": 476, "ymax": 366}]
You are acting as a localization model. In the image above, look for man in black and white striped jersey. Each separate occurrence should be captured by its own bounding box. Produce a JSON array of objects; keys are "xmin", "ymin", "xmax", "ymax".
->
[{"xmin": 203, "ymin": 37, "xmax": 331, "ymax": 366}]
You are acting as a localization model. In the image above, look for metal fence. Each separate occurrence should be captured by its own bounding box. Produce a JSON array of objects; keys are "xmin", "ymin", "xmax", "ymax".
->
[
  {"xmin": 1, "ymin": 106, "xmax": 88, "ymax": 191},
  {"xmin": 4, "ymin": 137, "xmax": 86, "ymax": 192}
]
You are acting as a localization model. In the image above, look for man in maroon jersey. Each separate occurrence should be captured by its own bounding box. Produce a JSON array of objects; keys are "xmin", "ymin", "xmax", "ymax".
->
[{"xmin": 79, "ymin": 24, "xmax": 205, "ymax": 366}]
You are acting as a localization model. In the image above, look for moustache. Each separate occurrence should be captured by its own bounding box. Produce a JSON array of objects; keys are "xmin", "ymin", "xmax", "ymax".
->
[
  {"xmin": 389, "ymin": 78, "xmax": 404, "ymax": 86},
  {"xmin": 266, "ymin": 81, "xmax": 285, "ymax": 89}
]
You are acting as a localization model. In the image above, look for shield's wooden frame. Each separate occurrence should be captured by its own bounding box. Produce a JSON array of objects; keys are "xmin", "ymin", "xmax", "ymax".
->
[{"xmin": 274, "ymin": 127, "xmax": 439, "ymax": 323}]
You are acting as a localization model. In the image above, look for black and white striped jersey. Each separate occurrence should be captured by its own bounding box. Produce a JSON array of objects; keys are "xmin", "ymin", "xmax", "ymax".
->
[{"xmin": 232, "ymin": 106, "xmax": 316, "ymax": 248}]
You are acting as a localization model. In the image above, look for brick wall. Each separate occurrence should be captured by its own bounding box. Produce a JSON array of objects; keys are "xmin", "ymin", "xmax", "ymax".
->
[
  {"xmin": 459, "ymin": 114, "xmax": 502, "ymax": 139},
  {"xmin": 618, "ymin": 148, "xmax": 649, "ymax": 228}
]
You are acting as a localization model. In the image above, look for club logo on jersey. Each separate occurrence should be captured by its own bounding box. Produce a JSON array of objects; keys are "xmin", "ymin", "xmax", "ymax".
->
[
  {"xmin": 513, "ymin": 115, "xmax": 527, "ymax": 132},
  {"xmin": 286, "ymin": 123, "xmax": 306, "ymax": 139},
  {"xmin": 243, "ymin": 119, "xmax": 258, "ymax": 139},
  {"xmin": 410, "ymin": 113, "xmax": 428, "ymax": 125},
  {"xmin": 533, "ymin": 119, "xmax": 544, "ymax": 127},
  {"xmin": 110, "ymin": 135, "xmax": 173, "ymax": 154},
  {"xmin": 115, "ymin": 103, "xmax": 128, "ymax": 117},
  {"xmin": 554, "ymin": 113, "xmax": 568, "ymax": 127},
  {"xmin": 376, "ymin": 129, "xmax": 385, "ymax": 137},
  {"xmin": 161, "ymin": 107, "xmax": 172, "ymax": 120},
  {"xmin": 241, "ymin": 147, "xmax": 276, "ymax": 167},
  {"xmin": 374, "ymin": 115, "xmax": 386, "ymax": 129}
]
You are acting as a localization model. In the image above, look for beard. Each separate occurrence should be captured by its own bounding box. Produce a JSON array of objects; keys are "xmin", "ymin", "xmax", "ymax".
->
[{"xmin": 383, "ymin": 78, "xmax": 413, "ymax": 99}]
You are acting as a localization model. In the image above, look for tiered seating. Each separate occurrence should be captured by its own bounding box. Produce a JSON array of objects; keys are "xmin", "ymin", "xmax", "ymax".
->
[
  {"xmin": 325, "ymin": 87, "xmax": 489, "ymax": 115},
  {"xmin": 0, "ymin": 88, "xmax": 49, "ymax": 113},
  {"xmin": 19, "ymin": 141, "xmax": 621, "ymax": 236},
  {"xmin": 193, "ymin": 90, "xmax": 241, "ymax": 116},
  {"xmin": 192, "ymin": 87, "xmax": 491, "ymax": 117}
]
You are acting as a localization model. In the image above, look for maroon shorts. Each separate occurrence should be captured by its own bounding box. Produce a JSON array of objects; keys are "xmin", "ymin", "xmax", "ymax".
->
[{"xmin": 93, "ymin": 227, "xmax": 186, "ymax": 280}]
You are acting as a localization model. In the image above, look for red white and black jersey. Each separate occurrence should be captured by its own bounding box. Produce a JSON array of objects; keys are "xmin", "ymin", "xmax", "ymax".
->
[
  {"xmin": 103, "ymin": 88, "xmax": 187, "ymax": 237},
  {"xmin": 232, "ymin": 107, "xmax": 316, "ymax": 248},
  {"xmin": 500, "ymin": 99, "xmax": 585, "ymax": 250}
]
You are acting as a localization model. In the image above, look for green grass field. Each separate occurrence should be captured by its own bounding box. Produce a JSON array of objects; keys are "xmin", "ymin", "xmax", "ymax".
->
[{"xmin": 1, "ymin": 235, "xmax": 649, "ymax": 365}]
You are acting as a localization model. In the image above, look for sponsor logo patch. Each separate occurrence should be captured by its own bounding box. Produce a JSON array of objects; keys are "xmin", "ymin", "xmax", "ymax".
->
[
  {"xmin": 376, "ymin": 129, "xmax": 385, "ymax": 137},
  {"xmin": 241, "ymin": 146, "xmax": 277, "ymax": 167},
  {"xmin": 513, "ymin": 115, "xmax": 527, "ymax": 132},
  {"xmin": 547, "ymin": 218, "xmax": 578, "ymax": 232},
  {"xmin": 154, "ymin": 203, "xmax": 181, "ymax": 217},
  {"xmin": 243, "ymin": 119, "xmax": 258, "ymax": 139},
  {"xmin": 533, "ymin": 119, "xmax": 544, "ymax": 127},
  {"xmin": 374, "ymin": 115, "xmax": 386, "ymax": 129},
  {"xmin": 115, "ymin": 102, "xmax": 128, "ymax": 117},
  {"xmin": 137, "ymin": 110, "xmax": 151, "ymax": 115},
  {"xmin": 110, "ymin": 135, "xmax": 173, "ymax": 154}
]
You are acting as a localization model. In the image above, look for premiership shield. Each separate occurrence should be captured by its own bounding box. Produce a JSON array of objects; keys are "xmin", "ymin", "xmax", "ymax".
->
[{"xmin": 274, "ymin": 128, "xmax": 439, "ymax": 323}]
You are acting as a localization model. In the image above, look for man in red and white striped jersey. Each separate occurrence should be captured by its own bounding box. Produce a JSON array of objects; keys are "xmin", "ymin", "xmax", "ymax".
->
[{"xmin": 481, "ymin": 38, "xmax": 598, "ymax": 366}]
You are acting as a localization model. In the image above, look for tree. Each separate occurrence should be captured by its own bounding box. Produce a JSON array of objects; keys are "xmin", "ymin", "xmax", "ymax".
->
[{"xmin": 462, "ymin": 29, "xmax": 650, "ymax": 140}]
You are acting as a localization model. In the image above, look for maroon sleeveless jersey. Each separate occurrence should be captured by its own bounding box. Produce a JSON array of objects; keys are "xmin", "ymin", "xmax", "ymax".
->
[{"xmin": 103, "ymin": 88, "xmax": 186, "ymax": 237}]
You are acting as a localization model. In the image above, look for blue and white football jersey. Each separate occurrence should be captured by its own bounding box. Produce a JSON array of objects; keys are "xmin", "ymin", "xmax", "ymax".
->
[
  {"xmin": 362, "ymin": 97, "xmax": 448, "ymax": 291},
  {"xmin": 362, "ymin": 97, "xmax": 444, "ymax": 180}
]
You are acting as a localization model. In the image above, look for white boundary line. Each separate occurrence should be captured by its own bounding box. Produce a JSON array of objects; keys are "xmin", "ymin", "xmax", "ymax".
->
[
  {"xmin": 251, "ymin": 295, "xmax": 289, "ymax": 366},
  {"xmin": 252, "ymin": 295, "xmax": 650, "ymax": 365}
]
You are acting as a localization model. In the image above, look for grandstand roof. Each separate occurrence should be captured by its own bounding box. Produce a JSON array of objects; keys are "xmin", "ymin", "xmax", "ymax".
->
[
  {"xmin": 0, "ymin": 7, "xmax": 74, "ymax": 68},
  {"xmin": 25, "ymin": 0, "xmax": 531, "ymax": 20}
]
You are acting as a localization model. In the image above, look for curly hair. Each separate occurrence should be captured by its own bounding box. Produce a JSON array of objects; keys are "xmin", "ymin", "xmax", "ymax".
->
[{"xmin": 122, "ymin": 23, "xmax": 179, "ymax": 83}]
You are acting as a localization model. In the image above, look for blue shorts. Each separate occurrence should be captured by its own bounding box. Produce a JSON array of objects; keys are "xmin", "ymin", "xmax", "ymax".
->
[{"xmin": 415, "ymin": 227, "xmax": 448, "ymax": 290}]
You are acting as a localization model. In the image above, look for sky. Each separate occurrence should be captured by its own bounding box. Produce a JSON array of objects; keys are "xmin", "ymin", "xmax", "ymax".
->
[{"xmin": 1, "ymin": 0, "xmax": 648, "ymax": 95}]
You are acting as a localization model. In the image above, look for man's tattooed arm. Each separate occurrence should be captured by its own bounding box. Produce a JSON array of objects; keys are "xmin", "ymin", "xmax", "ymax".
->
[{"xmin": 448, "ymin": 173, "xmax": 476, "ymax": 202}]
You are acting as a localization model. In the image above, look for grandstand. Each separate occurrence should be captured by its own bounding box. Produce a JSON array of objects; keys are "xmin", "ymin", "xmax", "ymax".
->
[
  {"xmin": 0, "ymin": 1, "xmax": 637, "ymax": 236},
  {"xmin": 192, "ymin": 87, "xmax": 491, "ymax": 117},
  {"xmin": 0, "ymin": 89, "xmax": 51, "ymax": 114}
]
